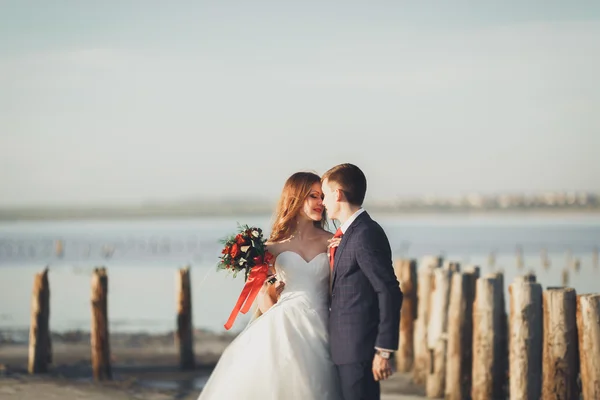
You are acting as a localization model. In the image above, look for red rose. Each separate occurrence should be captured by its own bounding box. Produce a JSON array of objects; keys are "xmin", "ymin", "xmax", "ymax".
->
[
  {"xmin": 222, "ymin": 245, "xmax": 230, "ymax": 255},
  {"xmin": 235, "ymin": 234, "xmax": 246, "ymax": 245},
  {"xmin": 230, "ymin": 243, "xmax": 240, "ymax": 259}
]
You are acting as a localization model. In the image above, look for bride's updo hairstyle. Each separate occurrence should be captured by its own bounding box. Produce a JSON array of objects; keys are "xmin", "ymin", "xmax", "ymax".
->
[{"xmin": 269, "ymin": 172, "xmax": 327, "ymax": 243}]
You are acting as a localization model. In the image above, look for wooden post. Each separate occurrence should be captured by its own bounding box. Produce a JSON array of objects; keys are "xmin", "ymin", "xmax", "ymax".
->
[
  {"xmin": 542, "ymin": 287, "xmax": 579, "ymax": 400},
  {"xmin": 488, "ymin": 251, "xmax": 496, "ymax": 269},
  {"xmin": 443, "ymin": 260, "xmax": 460, "ymax": 273},
  {"xmin": 562, "ymin": 269, "xmax": 569, "ymax": 286},
  {"xmin": 516, "ymin": 245, "xmax": 524, "ymax": 270},
  {"xmin": 413, "ymin": 256, "xmax": 442, "ymax": 385},
  {"xmin": 509, "ymin": 274, "xmax": 537, "ymax": 350},
  {"xmin": 571, "ymin": 258, "xmax": 581, "ymax": 272},
  {"xmin": 444, "ymin": 269, "xmax": 478, "ymax": 400},
  {"xmin": 577, "ymin": 294, "xmax": 600, "ymax": 400},
  {"xmin": 472, "ymin": 274, "xmax": 506, "ymax": 400},
  {"xmin": 426, "ymin": 268, "xmax": 453, "ymax": 398},
  {"xmin": 54, "ymin": 239, "xmax": 64, "ymax": 258},
  {"xmin": 28, "ymin": 268, "xmax": 51, "ymax": 374},
  {"xmin": 463, "ymin": 265, "xmax": 480, "ymax": 278},
  {"xmin": 394, "ymin": 259, "xmax": 417, "ymax": 372},
  {"xmin": 541, "ymin": 248, "xmax": 551, "ymax": 269},
  {"xmin": 91, "ymin": 267, "xmax": 111, "ymax": 380},
  {"xmin": 176, "ymin": 266, "xmax": 195, "ymax": 369},
  {"xmin": 509, "ymin": 280, "xmax": 543, "ymax": 400}
]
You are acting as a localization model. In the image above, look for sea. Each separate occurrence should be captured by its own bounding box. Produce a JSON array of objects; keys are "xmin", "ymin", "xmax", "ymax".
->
[{"xmin": 1, "ymin": 213, "xmax": 599, "ymax": 337}]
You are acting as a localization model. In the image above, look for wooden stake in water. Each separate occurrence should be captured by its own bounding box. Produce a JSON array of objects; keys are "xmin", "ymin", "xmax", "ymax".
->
[
  {"xmin": 444, "ymin": 270, "xmax": 478, "ymax": 400},
  {"xmin": 541, "ymin": 248, "xmax": 551, "ymax": 270},
  {"xmin": 542, "ymin": 287, "xmax": 579, "ymax": 400},
  {"xmin": 28, "ymin": 267, "xmax": 51, "ymax": 374},
  {"xmin": 426, "ymin": 268, "xmax": 453, "ymax": 398},
  {"xmin": 394, "ymin": 259, "xmax": 417, "ymax": 372},
  {"xmin": 91, "ymin": 267, "xmax": 111, "ymax": 380},
  {"xmin": 488, "ymin": 251, "xmax": 496, "ymax": 269},
  {"xmin": 176, "ymin": 266, "xmax": 195, "ymax": 369},
  {"xmin": 413, "ymin": 256, "xmax": 441, "ymax": 385},
  {"xmin": 516, "ymin": 245, "xmax": 524, "ymax": 270},
  {"xmin": 509, "ymin": 280, "xmax": 543, "ymax": 400},
  {"xmin": 577, "ymin": 294, "xmax": 600, "ymax": 400},
  {"xmin": 54, "ymin": 239, "xmax": 64, "ymax": 258},
  {"xmin": 472, "ymin": 274, "xmax": 507, "ymax": 400},
  {"xmin": 561, "ymin": 269, "xmax": 569, "ymax": 286}
]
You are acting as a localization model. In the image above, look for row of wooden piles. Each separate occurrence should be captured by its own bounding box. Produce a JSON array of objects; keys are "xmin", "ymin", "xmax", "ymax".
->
[
  {"xmin": 393, "ymin": 257, "xmax": 600, "ymax": 400},
  {"xmin": 26, "ymin": 266, "xmax": 195, "ymax": 381}
]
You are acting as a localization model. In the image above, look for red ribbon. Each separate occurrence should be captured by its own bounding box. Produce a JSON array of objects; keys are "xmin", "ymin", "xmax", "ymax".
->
[{"xmin": 223, "ymin": 254, "xmax": 272, "ymax": 330}]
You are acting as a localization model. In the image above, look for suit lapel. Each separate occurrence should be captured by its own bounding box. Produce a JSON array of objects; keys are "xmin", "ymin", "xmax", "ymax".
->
[{"xmin": 331, "ymin": 211, "xmax": 370, "ymax": 289}]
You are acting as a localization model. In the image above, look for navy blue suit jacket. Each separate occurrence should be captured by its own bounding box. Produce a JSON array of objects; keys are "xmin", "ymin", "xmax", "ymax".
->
[{"xmin": 329, "ymin": 211, "xmax": 403, "ymax": 365}]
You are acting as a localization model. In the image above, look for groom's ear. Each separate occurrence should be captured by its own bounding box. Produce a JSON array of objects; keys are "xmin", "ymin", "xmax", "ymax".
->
[{"xmin": 335, "ymin": 188, "xmax": 343, "ymax": 202}]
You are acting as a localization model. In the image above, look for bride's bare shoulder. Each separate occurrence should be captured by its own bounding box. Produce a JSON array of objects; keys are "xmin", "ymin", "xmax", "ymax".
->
[
  {"xmin": 265, "ymin": 241, "xmax": 284, "ymax": 256},
  {"xmin": 314, "ymin": 227, "xmax": 333, "ymax": 249},
  {"xmin": 315, "ymin": 227, "xmax": 334, "ymax": 239}
]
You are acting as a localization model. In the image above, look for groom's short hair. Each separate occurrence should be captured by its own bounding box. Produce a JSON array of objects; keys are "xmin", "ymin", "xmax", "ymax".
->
[{"xmin": 322, "ymin": 163, "xmax": 367, "ymax": 206}]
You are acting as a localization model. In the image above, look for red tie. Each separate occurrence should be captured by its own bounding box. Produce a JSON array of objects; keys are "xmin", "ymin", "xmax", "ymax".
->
[{"xmin": 329, "ymin": 228, "xmax": 344, "ymax": 271}]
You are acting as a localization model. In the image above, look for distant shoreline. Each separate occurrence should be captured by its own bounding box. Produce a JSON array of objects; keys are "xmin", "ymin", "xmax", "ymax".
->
[{"xmin": 1, "ymin": 206, "xmax": 599, "ymax": 221}]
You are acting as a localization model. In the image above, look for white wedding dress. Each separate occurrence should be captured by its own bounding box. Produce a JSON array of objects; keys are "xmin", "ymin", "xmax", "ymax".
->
[{"xmin": 198, "ymin": 251, "xmax": 342, "ymax": 400}]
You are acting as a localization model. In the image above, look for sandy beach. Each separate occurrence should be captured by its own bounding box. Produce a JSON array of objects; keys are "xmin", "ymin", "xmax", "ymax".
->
[{"xmin": 0, "ymin": 329, "xmax": 426, "ymax": 399}]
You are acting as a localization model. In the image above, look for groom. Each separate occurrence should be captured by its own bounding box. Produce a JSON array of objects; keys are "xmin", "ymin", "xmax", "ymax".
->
[{"xmin": 322, "ymin": 163, "xmax": 403, "ymax": 400}]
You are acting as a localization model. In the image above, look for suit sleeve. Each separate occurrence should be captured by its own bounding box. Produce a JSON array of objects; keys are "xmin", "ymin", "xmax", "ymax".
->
[{"xmin": 355, "ymin": 225, "xmax": 403, "ymax": 351}]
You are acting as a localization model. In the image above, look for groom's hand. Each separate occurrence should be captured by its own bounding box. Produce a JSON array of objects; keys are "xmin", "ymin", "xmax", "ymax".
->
[{"xmin": 372, "ymin": 353, "xmax": 393, "ymax": 381}]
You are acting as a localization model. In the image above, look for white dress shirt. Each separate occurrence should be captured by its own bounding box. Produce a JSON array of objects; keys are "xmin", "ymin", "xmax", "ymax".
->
[{"xmin": 340, "ymin": 208, "xmax": 365, "ymax": 234}]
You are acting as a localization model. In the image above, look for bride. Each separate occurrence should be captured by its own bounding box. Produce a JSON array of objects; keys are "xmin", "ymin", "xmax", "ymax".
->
[{"xmin": 197, "ymin": 172, "xmax": 343, "ymax": 399}]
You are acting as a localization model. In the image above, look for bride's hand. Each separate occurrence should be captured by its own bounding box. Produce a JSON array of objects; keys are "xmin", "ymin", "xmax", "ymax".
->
[
  {"xmin": 327, "ymin": 237, "xmax": 342, "ymax": 249},
  {"xmin": 273, "ymin": 280, "xmax": 285, "ymax": 297},
  {"xmin": 259, "ymin": 277, "xmax": 284, "ymax": 313}
]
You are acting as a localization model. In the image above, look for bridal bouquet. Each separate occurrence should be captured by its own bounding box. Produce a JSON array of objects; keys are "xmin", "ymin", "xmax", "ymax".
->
[
  {"xmin": 218, "ymin": 224, "xmax": 274, "ymax": 330},
  {"xmin": 217, "ymin": 224, "xmax": 273, "ymax": 280}
]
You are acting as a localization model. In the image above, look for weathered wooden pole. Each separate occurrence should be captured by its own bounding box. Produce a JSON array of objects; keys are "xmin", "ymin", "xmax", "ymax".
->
[
  {"xmin": 28, "ymin": 267, "xmax": 51, "ymax": 374},
  {"xmin": 463, "ymin": 265, "xmax": 481, "ymax": 278},
  {"xmin": 494, "ymin": 271, "xmax": 508, "ymax": 394},
  {"xmin": 444, "ymin": 269, "xmax": 478, "ymax": 400},
  {"xmin": 472, "ymin": 274, "xmax": 507, "ymax": 400},
  {"xmin": 571, "ymin": 258, "xmax": 581, "ymax": 272},
  {"xmin": 394, "ymin": 259, "xmax": 417, "ymax": 372},
  {"xmin": 54, "ymin": 239, "xmax": 64, "ymax": 258},
  {"xmin": 91, "ymin": 267, "xmax": 111, "ymax": 380},
  {"xmin": 426, "ymin": 268, "xmax": 453, "ymax": 398},
  {"xmin": 176, "ymin": 266, "xmax": 195, "ymax": 369},
  {"xmin": 443, "ymin": 260, "xmax": 460, "ymax": 273},
  {"xmin": 516, "ymin": 245, "xmax": 524, "ymax": 270},
  {"xmin": 508, "ymin": 274, "xmax": 537, "ymax": 350},
  {"xmin": 577, "ymin": 293, "xmax": 600, "ymax": 400},
  {"xmin": 413, "ymin": 256, "xmax": 442, "ymax": 385},
  {"xmin": 562, "ymin": 269, "xmax": 570, "ymax": 286},
  {"xmin": 488, "ymin": 251, "xmax": 496, "ymax": 269},
  {"xmin": 542, "ymin": 287, "xmax": 579, "ymax": 400},
  {"xmin": 541, "ymin": 248, "xmax": 551, "ymax": 269},
  {"xmin": 509, "ymin": 280, "xmax": 543, "ymax": 400}
]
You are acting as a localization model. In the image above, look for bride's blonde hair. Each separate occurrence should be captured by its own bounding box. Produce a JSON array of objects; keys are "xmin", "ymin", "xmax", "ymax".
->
[{"xmin": 269, "ymin": 172, "xmax": 327, "ymax": 243}]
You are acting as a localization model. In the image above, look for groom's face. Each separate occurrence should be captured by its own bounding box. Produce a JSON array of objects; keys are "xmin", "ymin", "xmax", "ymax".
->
[{"xmin": 321, "ymin": 179, "xmax": 339, "ymax": 220}]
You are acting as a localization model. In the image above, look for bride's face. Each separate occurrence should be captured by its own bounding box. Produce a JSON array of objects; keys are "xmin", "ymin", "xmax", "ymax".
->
[{"xmin": 300, "ymin": 182, "xmax": 324, "ymax": 222}]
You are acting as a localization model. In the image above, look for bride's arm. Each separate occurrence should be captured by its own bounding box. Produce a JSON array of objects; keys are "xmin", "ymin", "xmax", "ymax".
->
[
  {"xmin": 256, "ymin": 245, "xmax": 285, "ymax": 314},
  {"xmin": 257, "ymin": 266, "xmax": 285, "ymax": 313},
  {"xmin": 257, "ymin": 278, "xmax": 277, "ymax": 313}
]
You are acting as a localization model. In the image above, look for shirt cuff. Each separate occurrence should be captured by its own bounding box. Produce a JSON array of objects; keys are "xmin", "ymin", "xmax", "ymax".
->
[{"xmin": 375, "ymin": 347, "xmax": 395, "ymax": 352}]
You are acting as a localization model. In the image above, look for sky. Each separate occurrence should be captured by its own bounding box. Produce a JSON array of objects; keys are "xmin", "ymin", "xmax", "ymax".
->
[{"xmin": 1, "ymin": 1, "xmax": 599, "ymax": 206}]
